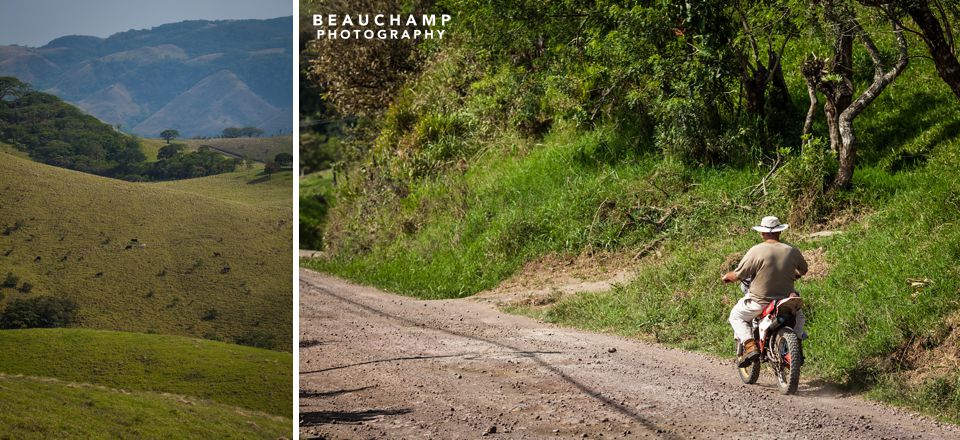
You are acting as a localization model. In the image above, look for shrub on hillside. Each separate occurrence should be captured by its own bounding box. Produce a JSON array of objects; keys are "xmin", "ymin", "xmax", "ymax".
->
[
  {"xmin": 776, "ymin": 136, "xmax": 838, "ymax": 227},
  {"xmin": 0, "ymin": 296, "xmax": 77, "ymax": 329},
  {"xmin": 1, "ymin": 272, "xmax": 17, "ymax": 288},
  {"xmin": 235, "ymin": 330, "xmax": 276, "ymax": 349}
]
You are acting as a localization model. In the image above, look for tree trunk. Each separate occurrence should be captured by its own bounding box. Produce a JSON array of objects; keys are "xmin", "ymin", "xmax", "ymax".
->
[
  {"xmin": 803, "ymin": 76, "xmax": 818, "ymax": 137},
  {"xmin": 833, "ymin": 19, "xmax": 909, "ymax": 189},
  {"xmin": 742, "ymin": 67, "xmax": 767, "ymax": 118},
  {"xmin": 818, "ymin": 33, "xmax": 855, "ymax": 154},
  {"xmin": 906, "ymin": 0, "xmax": 960, "ymax": 101},
  {"xmin": 767, "ymin": 50, "xmax": 794, "ymax": 116}
]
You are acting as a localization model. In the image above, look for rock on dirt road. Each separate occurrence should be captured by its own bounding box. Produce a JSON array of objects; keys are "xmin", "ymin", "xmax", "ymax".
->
[{"xmin": 299, "ymin": 269, "xmax": 960, "ymax": 439}]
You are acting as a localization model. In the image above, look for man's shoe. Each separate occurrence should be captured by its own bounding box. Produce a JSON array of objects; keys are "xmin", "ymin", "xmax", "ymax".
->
[{"xmin": 738, "ymin": 339, "xmax": 760, "ymax": 368}]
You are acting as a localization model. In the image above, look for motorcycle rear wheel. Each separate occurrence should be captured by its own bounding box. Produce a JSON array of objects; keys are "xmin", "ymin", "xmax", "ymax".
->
[
  {"xmin": 775, "ymin": 330, "xmax": 802, "ymax": 394},
  {"xmin": 736, "ymin": 341, "xmax": 760, "ymax": 384}
]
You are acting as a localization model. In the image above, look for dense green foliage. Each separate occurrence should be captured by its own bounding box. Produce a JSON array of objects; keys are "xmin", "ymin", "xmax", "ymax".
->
[
  {"xmin": 300, "ymin": 172, "xmax": 334, "ymax": 250},
  {"xmin": 0, "ymin": 296, "xmax": 77, "ymax": 329},
  {"xmin": 302, "ymin": 0, "xmax": 960, "ymax": 424},
  {"xmin": 0, "ymin": 78, "xmax": 144, "ymax": 175}
]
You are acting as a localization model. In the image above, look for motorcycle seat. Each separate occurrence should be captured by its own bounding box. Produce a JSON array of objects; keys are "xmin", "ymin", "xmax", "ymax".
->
[{"xmin": 759, "ymin": 296, "xmax": 804, "ymax": 319}]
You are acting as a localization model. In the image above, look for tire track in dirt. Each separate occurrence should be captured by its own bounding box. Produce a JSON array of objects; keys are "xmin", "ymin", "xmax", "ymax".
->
[{"xmin": 299, "ymin": 268, "xmax": 960, "ymax": 439}]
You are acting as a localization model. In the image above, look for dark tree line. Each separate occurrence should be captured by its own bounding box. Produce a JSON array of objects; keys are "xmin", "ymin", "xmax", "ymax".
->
[{"xmin": 222, "ymin": 126, "xmax": 265, "ymax": 138}]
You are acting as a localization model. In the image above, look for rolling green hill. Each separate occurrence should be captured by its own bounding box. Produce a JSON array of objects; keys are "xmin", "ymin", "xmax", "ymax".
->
[
  {"xmin": 154, "ymin": 165, "xmax": 294, "ymax": 209},
  {"xmin": 0, "ymin": 375, "xmax": 288, "ymax": 439},
  {"xmin": 0, "ymin": 151, "xmax": 292, "ymax": 350},
  {"xmin": 0, "ymin": 328, "xmax": 291, "ymax": 416}
]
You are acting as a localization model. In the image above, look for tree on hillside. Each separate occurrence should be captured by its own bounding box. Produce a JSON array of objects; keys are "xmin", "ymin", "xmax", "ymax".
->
[
  {"xmin": 264, "ymin": 161, "xmax": 280, "ymax": 176},
  {"xmin": 241, "ymin": 126, "xmax": 264, "ymax": 137},
  {"xmin": 160, "ymin": 129, "xmax": 180, "ymax": 144},
  {"xmin": 0, "ymin": 296, "xmax": 77, "ymax": 329},
  {"xmin": 274, "ymin": 152, "xmax": 293, "ymax": 167},
  {"xmin": 731, "ymin": 0, "xmax": 800, "ymax": 141},
  {"xmin": 157, "ymin": 143, "xmax": 186, "ymax": 159},
  {"xmin": 0, "ymin": 77, "xmax": 29, "ymax": 101},
  {"xmin": 222, "ymin": 126, "xmax": 264, "ymax": 138},
  {"xmin": 861, "ymin": 0, "xmax": 960, "ymax": 102},
  {"xmin": 802, "ymin": 0, "xmax": 909, "ymax": 189}
]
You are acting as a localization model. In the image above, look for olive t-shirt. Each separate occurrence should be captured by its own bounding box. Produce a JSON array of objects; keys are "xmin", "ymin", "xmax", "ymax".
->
[{"xmin": 734, "ymin": 241, "xmax": 808, "ymax": 303}]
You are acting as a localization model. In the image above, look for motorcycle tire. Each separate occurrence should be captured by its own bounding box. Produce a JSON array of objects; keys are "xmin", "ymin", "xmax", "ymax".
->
[
  {"xmin": 775, "ymin": 330, "xmax": 802, "ymax": 394},
  {"xmin": 736, "ymin": 341, "xmax": 760, "ymax": 384}
]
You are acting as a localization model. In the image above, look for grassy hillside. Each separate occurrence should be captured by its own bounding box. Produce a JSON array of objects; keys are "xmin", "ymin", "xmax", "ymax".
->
[
  {"xmin": 0, "ymin": 152, "xmax": 292, "ymax": 350},
  {"xmin": 139, "ymin": 138, "xmax": 165, "ymax": 162},
  {"xmin": 0, "ymin": 375, "xmax": 288, "ymax": 439},
  {"xmin": 154, "ymin": 166, "xmax": 294, "ymax": 209},
  {"xmin": 0, "ymin": 328, "xmax": 291, "ymax": 416},
  {"xmin": 184, "ymin": 135, "xmax": 293, "ymax": 163},
  {"xmin": 302, "ymin": 1, "xmax": 960, "ymax": 424}
]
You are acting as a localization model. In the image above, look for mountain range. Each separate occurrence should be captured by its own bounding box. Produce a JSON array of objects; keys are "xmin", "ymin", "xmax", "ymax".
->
[{"xmin": 0, "ymin": 17, "xmax": 292, "ymax": 137}]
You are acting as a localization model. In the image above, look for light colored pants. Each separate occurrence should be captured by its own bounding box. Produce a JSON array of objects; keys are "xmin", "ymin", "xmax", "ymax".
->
[{"xmin": 728, "ymin": 294, "xmax": 806, "ymax": 343}]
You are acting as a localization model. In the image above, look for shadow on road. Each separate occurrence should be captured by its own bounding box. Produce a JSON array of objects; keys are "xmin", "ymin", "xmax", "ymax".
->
[
  {"xmin": 300, "ymin": 408, "xmax": 412, "ymax": 426},
  {"xmin": 304, "ymin": 279, "xmax": 682, "ymax": 440},
  {"xmin": 300, "ymin": 385, "xmax": 377, "ymax": 399},
  {"xmin": 722, "ymin": 371, "xmax": 854, "ymax": 399},
  {"xmin": 300, "ymin": 350, "xmax": 561, "ymax": 375},
  {"xmin": 300, "ymin": 339, "xmax": 327, "ymax": 349}
]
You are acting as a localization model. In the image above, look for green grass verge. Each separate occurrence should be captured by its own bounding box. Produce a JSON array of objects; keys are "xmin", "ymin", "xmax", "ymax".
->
[
  {"xmin": 0, "ymin": 375, "xmax": 289, "ymax": 439},
  {"xmin": 0, "ymin": 328, "xmax": 291, "ymax": 416}
]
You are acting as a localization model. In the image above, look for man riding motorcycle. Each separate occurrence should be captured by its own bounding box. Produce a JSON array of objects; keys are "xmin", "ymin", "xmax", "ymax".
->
[{"xmin": 722, "ymin": 216, "xmax": 808, "ymax": 368}]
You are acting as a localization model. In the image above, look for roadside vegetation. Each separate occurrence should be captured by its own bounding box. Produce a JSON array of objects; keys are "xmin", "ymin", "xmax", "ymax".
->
[{"xmin": 301, "ymin": 0, "xmax": 960, "ymax": 423}]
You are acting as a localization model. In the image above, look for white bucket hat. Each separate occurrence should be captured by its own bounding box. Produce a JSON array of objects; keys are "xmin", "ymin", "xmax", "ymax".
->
[{"xmin": 752, "ymin": 216, "xmax": 788, "ymax": 233}]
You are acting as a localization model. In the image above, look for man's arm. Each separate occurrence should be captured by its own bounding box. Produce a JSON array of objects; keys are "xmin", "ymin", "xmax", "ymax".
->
[
  {"xmin": 723, "ymin": 249, "xmax": 756, "ymax": 283},
  {"xmin": 722, "ymin": 271, "xmax": 739, "ymax": 283},
  {"xmin": 795, "ymin": 248, "xmax": 809, "ymax": 278}
]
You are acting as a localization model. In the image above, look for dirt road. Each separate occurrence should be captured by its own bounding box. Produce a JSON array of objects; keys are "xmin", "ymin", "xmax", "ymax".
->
[{"xmin": 299, "ymin": 269, "xmax": 960, "ymax": 439}]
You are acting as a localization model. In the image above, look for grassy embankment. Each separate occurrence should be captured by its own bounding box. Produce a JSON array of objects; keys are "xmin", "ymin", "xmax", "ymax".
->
[{"xmin": 302, "ymin": 16, "xmax": 960, "ymax": 423}]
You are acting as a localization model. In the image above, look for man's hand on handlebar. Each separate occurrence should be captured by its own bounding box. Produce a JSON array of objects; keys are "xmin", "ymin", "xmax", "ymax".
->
[{"xmin": 721, "ymin": 272, "xmax": 738, "ymax": 284}]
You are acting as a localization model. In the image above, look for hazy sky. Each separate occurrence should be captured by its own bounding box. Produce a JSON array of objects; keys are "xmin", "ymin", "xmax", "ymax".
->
[{"xmin": 0, "ymin": 0, "xmax": 292, "ymax": 47}]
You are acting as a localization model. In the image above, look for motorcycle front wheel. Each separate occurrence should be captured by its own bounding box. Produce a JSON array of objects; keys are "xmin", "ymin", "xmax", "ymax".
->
[
  {"xmin": 736, "ymin": 341, "xmax": 760, "ymax": 384},
  {"xmin": 775, "ymin": 330, "xmax": 802, "ymax": 394}
]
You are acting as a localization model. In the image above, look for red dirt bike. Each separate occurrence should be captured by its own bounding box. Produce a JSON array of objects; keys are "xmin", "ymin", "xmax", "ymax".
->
[{"xmin": 735, "ymin": 292, "xmax": 804, "ymax": 395}]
